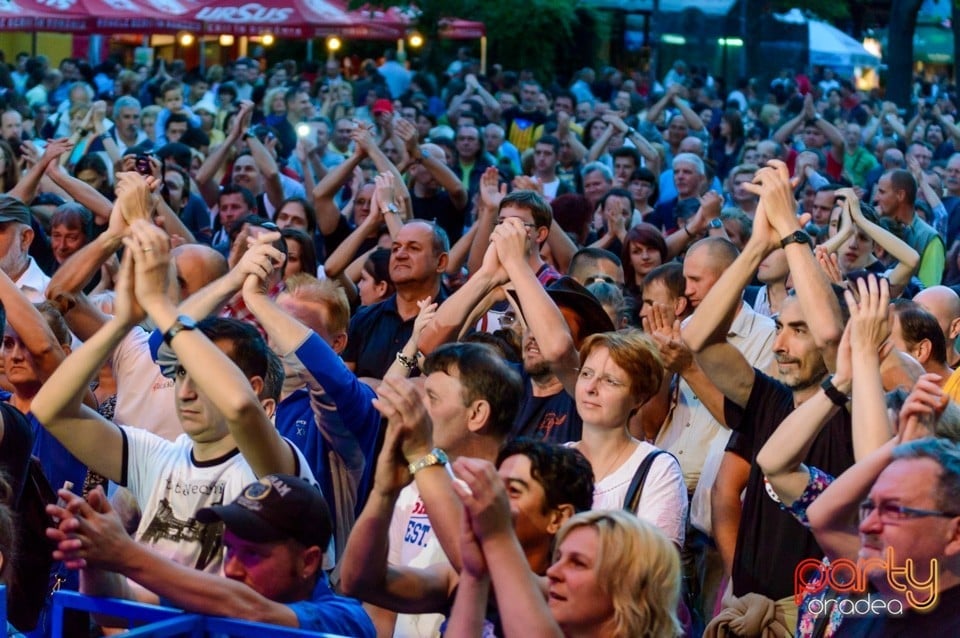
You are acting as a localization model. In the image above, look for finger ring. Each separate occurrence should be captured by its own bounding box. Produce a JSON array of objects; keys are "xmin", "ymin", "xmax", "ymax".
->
[{"xmin": 142, "ymin": 247, "xmax": 153, "ymax": 253}]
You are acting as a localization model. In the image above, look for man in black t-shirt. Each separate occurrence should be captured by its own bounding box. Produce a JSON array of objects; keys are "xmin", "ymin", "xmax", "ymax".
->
[{"xmin": 682, "ymin": 163, "xmax": 851, "ymax": 629}]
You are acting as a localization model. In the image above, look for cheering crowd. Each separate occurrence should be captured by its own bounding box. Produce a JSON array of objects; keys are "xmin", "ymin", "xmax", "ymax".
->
[{"xmin": 0, "ymin": 47, "xmax": 957, "ymax": 637}]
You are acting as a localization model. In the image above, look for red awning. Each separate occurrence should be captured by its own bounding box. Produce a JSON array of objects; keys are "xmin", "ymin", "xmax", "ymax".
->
[
  {"xmin": 82, "ymin": 0, "xmax": 202, "ymax": 33},
  {"xmin": 182, "ymin": 0, "xmax": 396, "ymax": 38},
  {"xmin": 339, "ymin": 3, "xmax": 486, "ymax": 41},
  {"xmin": 438, "ymin": 17, "xmax": 485, "ymax": 39},
  {"xmin": 0, "ymin": 0, "xmax": 203, "ymax": 33},
  {"xmin": 0, "ymin": 0, "xmax": 88, "ymax": 32}
]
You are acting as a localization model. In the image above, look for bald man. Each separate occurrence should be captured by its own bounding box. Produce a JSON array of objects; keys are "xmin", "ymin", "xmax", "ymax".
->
[
  {"xmin": 914, "ymin": 286, "xmax": 960, "ymax": 369},
  {"xmin": 172, "ymin": 243, "xmax": 229, "ymax": 300}
]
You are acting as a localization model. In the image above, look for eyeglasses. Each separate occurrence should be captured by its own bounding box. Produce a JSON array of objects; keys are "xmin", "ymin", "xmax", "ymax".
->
[
  {"xmin": 858, "ymin": 499, "xmax": 960, "ymax": 524},
  {"xmin": 499, "ymin": 312, "xmax": 518, "ymax": 327},
  {"xmin": 577, "ymin": 368, "xmax": 628, "ymax": 390},
  {"xmin": 496, "ymin": 219, "xmax": 537, "ymax": 229}
]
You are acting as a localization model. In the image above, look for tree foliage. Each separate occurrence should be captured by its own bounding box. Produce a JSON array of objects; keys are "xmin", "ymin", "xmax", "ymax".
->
[{"xmin": 358, "ymin": 0, "xmax": 588, "ymax": 80}]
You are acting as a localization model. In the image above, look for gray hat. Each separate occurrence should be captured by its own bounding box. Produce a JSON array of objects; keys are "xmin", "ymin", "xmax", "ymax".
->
[{"xmin": 0, "ymin": 195, "xmax": 32, "ymax": 226}]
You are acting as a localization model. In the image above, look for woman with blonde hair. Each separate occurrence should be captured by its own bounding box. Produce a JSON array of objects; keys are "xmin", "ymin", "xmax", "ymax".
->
[
  {"xmin": 553, "ymin": 510, "xmax": 683, "ymax": 638},
  {"xmin": 262, "ymin": 86, "xmax": 287, "ymax": 120},
  {"xmin": 447, "ymin": 459, "xmax": 683, "ymax": 638}
]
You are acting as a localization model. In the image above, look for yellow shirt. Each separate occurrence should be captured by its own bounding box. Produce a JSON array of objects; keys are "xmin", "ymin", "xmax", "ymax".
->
[{"xmin": 943, "ymin": 367, "xmax": 960, "ymax": 404}]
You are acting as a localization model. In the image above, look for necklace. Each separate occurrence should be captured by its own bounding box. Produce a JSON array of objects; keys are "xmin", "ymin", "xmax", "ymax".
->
[{"xmin": 592, "ymin": 439, "xmax": 633, "ymax": 482}]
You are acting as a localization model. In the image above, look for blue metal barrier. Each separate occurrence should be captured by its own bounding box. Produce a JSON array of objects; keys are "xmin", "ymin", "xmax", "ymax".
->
[{"xmin": 50, "ymin": 591, "xmax": 353, "ymax": 637}]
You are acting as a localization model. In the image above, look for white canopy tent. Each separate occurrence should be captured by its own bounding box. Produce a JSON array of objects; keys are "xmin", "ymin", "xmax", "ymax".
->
[
  {"xmin": 809, "ymin": 18, "xmax": 881, "ymax": 68},
  {"xmin": 774, "ymin": 9, "xmax": 880, "ymax": 68}
]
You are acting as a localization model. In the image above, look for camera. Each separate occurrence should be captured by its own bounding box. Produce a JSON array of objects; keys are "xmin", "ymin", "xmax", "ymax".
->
[{"xmin": 135, "ymin": 153, "xmax": 155, "ymax": 176}]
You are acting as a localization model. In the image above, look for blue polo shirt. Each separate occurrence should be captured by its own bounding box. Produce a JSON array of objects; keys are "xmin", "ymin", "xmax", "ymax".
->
[{"xmin": 344, "ymin": 290, "xmax": 446, "ymax": 379}]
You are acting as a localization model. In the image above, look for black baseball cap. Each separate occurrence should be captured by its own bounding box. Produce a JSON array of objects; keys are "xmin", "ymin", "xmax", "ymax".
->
[{"xmin": 197, "ymin": 474, "xmax": 332, "ymax": 549}]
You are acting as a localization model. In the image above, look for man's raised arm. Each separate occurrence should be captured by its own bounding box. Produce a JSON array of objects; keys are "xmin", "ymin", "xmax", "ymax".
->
[
  {"xmin": 126, "ymin": 220, "xmax": 297, "ymax": 477},
  {"xmin": 744, "ymin": 161, "xmax": 842, "ymax": 369},
  {"xmin": 681, "ymin": 209, "xmax": 780, "ymax": 407},
  {"xmin": 31, "ymin": 253, "xmax": 139, "ymax": 483}
]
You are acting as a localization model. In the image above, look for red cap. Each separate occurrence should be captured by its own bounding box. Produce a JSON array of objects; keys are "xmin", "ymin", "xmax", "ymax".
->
[{"xmin": 373, "ymin": 98, "xmax": 394, "ymax": 115}]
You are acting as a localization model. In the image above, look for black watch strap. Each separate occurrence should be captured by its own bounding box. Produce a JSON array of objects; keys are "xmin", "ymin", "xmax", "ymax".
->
[
  {"xmin": 163, "ymin": 315, "xmax": 198, "ymax": 346},
  {"xmin": 820, "ymin": 376, "xmax": 848, "ymax": 407},
  {"xmin": 780, "ymin": 229, "xmax": 814, "ymax": 250}
]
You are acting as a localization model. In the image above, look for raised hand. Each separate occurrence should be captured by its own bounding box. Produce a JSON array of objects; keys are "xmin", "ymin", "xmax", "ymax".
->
[
  {"xmin": 802, "ymin": 93, "xmax": 816, "ymax": 120},
  {"xmin": 450, "ymin": 457, "xmax": 514, "ymax": 542},
  {"xmin": 642, "ymin": 303, "xmax": 692, "ymax": 373},
  {"xmin": 238, "ymin": 231, "xmax": 285, "ymax": 299},
  {"xmin": 743, "ymin": 160, "xmax": 808, "ymax": 239},
  {"xmin": 896, "ymin": 373, "xmax": 947, "ymax": 442},
  {"xmin": 412, "ymin": 296, "xmax": 438, "ymax": 343},
  {"xmin": 601, "ymin": 112, "xmax": 628, "ymax": 132},
  {"xmin": 111, "ymin": 249, "xmax": 145, "ymax": 327},
  {"xmin": 843, "ymin": 275, "xmax": 890, "ymax": 357},
  {"xmin": 122, "ymin": 219, "xmax": 172, "ymax": 313},
  {"xmin": 906, "ymin": 155, "xmax": 925, "ymax": 183},
  {"xmin": 832, "ymin": 322, "xmax": 853, "ymax": 392},
  {"xmin": 478, "ymin": 166, "xmax": 506, "ymax": 212},
  {"xmin": 394, "ymin": 118, "xmax": 419, "ymax": 156},
  {"xmin": 699, "ymin": 190, "xmax": 722, "ymax": 222},
  {"xmin": 90, "ymin": 100, "xmax": 108, "ymax": 135},
  {"xmin": 373, "ymin": 376, "xmax": 434, "ymax": 464},
  {"xmin": 374, "ymin": 171, "xmax": 397, "ymax": 212},
  {"xmin": 512, "ymin": 174, "xmax": 543, "ymax": 195},
  {"xmin": 815, "ymin": 245, "xmax": 844, "ymax": 284},
  {"xmin": 350, "ymin": 122, "xmax": 377, "ymax": 155},
  {"xmin": 478, "ymin": 241, "xmax": 509, "ymax": 286},
  {"xmin": 369, "ymin": 419, "xmax": 413, "ymax": 498},
  {"xmin": 490, "ymin": 216, "xmax": 530, "ymax": 271},
  {"xmin": 229, "ymin": 100, "xmax": 255, "ymax": 142},
  {"xmin": 113, "ymin": 171, "xmax": 156, "ymax": 227},
  {"xmin": 40, "ymin": 137, "xmax": 75, "ymax": 168}
]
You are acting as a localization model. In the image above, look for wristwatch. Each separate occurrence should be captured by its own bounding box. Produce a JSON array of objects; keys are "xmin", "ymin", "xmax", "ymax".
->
[
  {"xmin": 408, "ymin": 448, "xmax": 448, "ymax": 476},
  {"xmin": 395, "ymin": 350, "xmax": 418, "ymax": 369},
  {"xmin": 382, "ymin": 202, "xmax": 401, "ymax": 215},
  {"xmin": 708, "ymin": 218, "xmax": 724, "ymax": 229},
  {"xmin": 820, "ymin": 376, "xmax": 849, "ymax": 407},
  {"xmin": 780, "ymin": 230, "xmax": 814, "ymax": 250},
  {"xmin": 163, "ymin": 315, "xmax": 198, "ymax": 346}
]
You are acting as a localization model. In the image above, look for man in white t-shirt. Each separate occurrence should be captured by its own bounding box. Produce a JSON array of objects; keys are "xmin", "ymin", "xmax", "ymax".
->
[
  {"xmin": 340, "ymin": 343, "xmax": 522, "ymax": 638},
  {"xmin": 32, "ymin": 216, "xmax": 313, "ymax": 606},
  {"xmin": 532, "ymin": 134, "xmax": 568, "ymax": 202}
]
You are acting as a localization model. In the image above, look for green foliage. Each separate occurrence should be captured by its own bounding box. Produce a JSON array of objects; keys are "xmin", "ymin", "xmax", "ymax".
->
[
  {"xmin": 360, "ymin": 0, "xmax": 587, "ymax": 79},
  {"xmin": 473, "ymin": 0, "xmax": 582, "ymax": 77}
]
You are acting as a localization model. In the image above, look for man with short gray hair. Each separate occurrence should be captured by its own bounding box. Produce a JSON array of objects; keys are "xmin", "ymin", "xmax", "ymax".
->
[
  {"xmin": 0, "ymin": 195, "xmax": 48, "ymax": 301},
  {"xmin": 92, "ymin": 95, "xmax": 147, "ymax": 156},
  {"xmin": 649, "ymin": 152, "xmax": 706, "ymax": 233}
]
